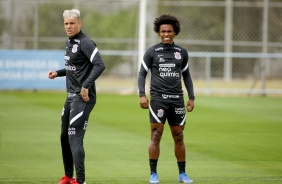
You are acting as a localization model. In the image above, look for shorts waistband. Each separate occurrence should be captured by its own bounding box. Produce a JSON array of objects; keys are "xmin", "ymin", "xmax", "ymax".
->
[
  {"xmin": 152, "ymin": 93, "xmax": 183, "ymax": 99},
  {"xmin": 68, "ymin": 93, "xmax": 77, "ymax": 98}
]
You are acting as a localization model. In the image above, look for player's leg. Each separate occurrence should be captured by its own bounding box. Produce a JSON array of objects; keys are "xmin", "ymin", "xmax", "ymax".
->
[
  {"xmin": 148, "ymin": 98, "xmax": 167, "ymax": 160},
  {"xmin": 167, "ymin": 99, "xmax": 186, "ymax": 163},
  {"xmin": 168, "ymin": 100, "xmax": 193, "ymax": 183},
  {"xmin": 148, "ymin": 122, "xmax": 164, "ymax": 184},
  {"xmin": 60, "ymin": 100, "xmax": 74, "ymax": 179},
  {"xmin": 149, "ymin": 123, "xmax": 164, "ymax": 160},
  {"xmin": 148, "ymin": 98, "xmax": 167, "ymax": 183},
  {"xmin": 68, "ymin": 100, "xmax": 95, "ymax": 184},
  {"xmin": 170, "ymin": 125, "xmax": 193, "ymax": 183},
  {"xmin": 170, "ymin": 125, "xmax": 186, "ymax": 161}
]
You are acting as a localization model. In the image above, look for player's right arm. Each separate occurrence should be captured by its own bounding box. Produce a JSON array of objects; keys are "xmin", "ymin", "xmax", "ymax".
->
[
  {"xmin": 138, "ymin": 47, "xmax": 153, "ymax": 109},
  {"xmin": 48, "ymin": 69, "xmax": 66, "ymax": 79},
  {"xmin": 48, "ymin": 70, "xmax": 57, "ymax": 79},
  {"xmin": 139, "ymin": 96, "xmax": 149, "ymax": 109}
]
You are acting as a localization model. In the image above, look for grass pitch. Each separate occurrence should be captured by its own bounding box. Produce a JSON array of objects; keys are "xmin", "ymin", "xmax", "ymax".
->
[{"xmin": 0, "ymin": 91, "xmax": 281, "ymax": 184}]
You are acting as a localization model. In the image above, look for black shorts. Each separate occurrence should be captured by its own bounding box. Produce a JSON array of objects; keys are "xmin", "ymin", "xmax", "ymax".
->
[{"xmin": 149, "ymin": 97, "xmax": 186, "ymax": 126}]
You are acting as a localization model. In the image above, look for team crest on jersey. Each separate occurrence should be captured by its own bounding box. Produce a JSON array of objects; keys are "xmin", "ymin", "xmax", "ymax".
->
[
  {"xmin": 72, "ymin": 44, "xmax": 78, "ymax": 53},
  {"xmin": 174, "ymin": 52, "xmax": 181, "ymax": 60},
  {"xmin": 157, "ymin": 109, "xmax": 164, "ymax": 118}
]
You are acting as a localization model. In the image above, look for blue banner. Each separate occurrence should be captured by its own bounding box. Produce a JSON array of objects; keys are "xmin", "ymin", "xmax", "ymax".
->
[{"xmin": 0, "ymin": 50, "xmax": 66, "ymax": 90}]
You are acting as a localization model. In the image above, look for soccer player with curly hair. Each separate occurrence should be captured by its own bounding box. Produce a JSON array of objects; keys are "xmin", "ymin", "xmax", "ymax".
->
[{"xmin": 138, "ymin": 14, "xmax": 195, "ymax": 184}]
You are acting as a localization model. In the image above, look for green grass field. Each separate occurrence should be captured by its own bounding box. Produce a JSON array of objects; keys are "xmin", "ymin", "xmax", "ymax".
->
[{"xmin": 0, "ymin": 91, "xmax": 281, "ymax": 184}]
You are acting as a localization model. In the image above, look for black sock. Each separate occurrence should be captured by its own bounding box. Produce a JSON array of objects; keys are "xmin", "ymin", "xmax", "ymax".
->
[
  {"xmin": 177, "ymin": 161, "xmax": 186, "ymax": 174},
  {"xmin": 149, "ymin": 159, "xmax": 158, "ymax": 174}
]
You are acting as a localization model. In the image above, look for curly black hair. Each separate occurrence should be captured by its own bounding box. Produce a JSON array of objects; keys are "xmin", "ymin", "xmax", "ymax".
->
[{"xmin": 153, "ymin": 14, "xmax": 181, "ymax": 35}]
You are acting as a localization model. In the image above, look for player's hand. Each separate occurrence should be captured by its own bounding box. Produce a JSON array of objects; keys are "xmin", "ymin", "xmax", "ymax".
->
[
  {"xmin": 140, "ymin": 96, "xmax": 149, "ymax": 109},
  {"xmin": 80, "ymin": 87, "xmax": 90, "ymax": 102},
  {"xmin": 48, "ymin": 70, "xmax": 57, "ymax": 79},
  {"xmin": 186, "ymin": 99, "xmax": 194, "ymax": 112}
]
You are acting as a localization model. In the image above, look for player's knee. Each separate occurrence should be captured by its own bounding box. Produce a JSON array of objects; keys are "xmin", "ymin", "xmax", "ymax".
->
[
  {"xmin": 173, "ymin": 132, "xmax": 184, "ymax": 143},
  {"xmin": 152, "ymin": 130, "xmax": 162, "ymax": 143}
]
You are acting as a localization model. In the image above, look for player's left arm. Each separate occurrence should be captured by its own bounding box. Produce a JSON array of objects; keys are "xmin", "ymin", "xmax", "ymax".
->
[
  {"xmin": 181, "ymin": 50, "xmax": 195, "ymax": 112},
  {"xmin": 79, "ymin": 39, "xmax": 105, "ymax": 102},
  {"xmin": 81, "ymin": 39, "xmax": 106, "ymax": 89}
]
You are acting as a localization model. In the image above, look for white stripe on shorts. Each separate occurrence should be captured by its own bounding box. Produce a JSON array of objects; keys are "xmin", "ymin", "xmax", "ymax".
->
[
  {"xmin": 149, "ymin": 105, "xmax": 161, "ymax": 123},
  {"xmin": 180, "ymin": 114, "xmax": 186, "ymax": 126}
]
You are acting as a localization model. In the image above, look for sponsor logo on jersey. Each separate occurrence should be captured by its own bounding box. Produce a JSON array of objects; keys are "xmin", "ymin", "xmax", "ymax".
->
[
  {"xmin": 159, "ymin": 63, "xmax": 179, "ymax": 78},
  {"xmin": 68, "ymin": 127, "xmax": 76, "ymax": 135},
  {"xmin": 65, "ymin": 65, "xmax": 76, "ymax": 71},
  {"xmin": 155, "ymin": 47, "xmax": 163, "ymax": 51},
  {"xmin": 174, "ymin": 52, "xmax": 181, "ymax": 60},
  {"xmin": 158, "ymin": 55, "xmax": 164, "ymax": 57},
  {"xmin": 157, "ymin": 109, "xmax": 164, "ymax": 118},
  {"xmin": 159, "ymin": 63, "xmax": 175, "ymax": 67},
  {"xmin": 159, "ymin": 71, "xmax": 179, "ymax": 78},
  {"xmin": 162, "ymin": 94, "xmax": 180, "ymax": 99},
  {"xmin": 175, "ymin": 107, "xmax": 185, "ymax": 115},
  {"xmin": 72, "ymin": 44, "xmax": 78, "ymax": 53},
  {"xmin": 159, "ymin": 58, "xmax": 165, "ymax": 62},
  {"xmin": 74, "ymin": 39, "xmax": 80, "ymax": 44}
]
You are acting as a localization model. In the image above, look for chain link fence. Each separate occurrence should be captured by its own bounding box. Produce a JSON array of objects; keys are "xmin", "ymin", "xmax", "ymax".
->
[{"xmin": 0, "ymin": 0, "xmax": 282, "ymax": 95}]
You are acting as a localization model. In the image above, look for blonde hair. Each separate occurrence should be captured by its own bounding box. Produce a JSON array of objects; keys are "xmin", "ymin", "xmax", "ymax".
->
[{"xmin": 63, "ymin": 9, "xmax": 80, "ymax": 19}]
